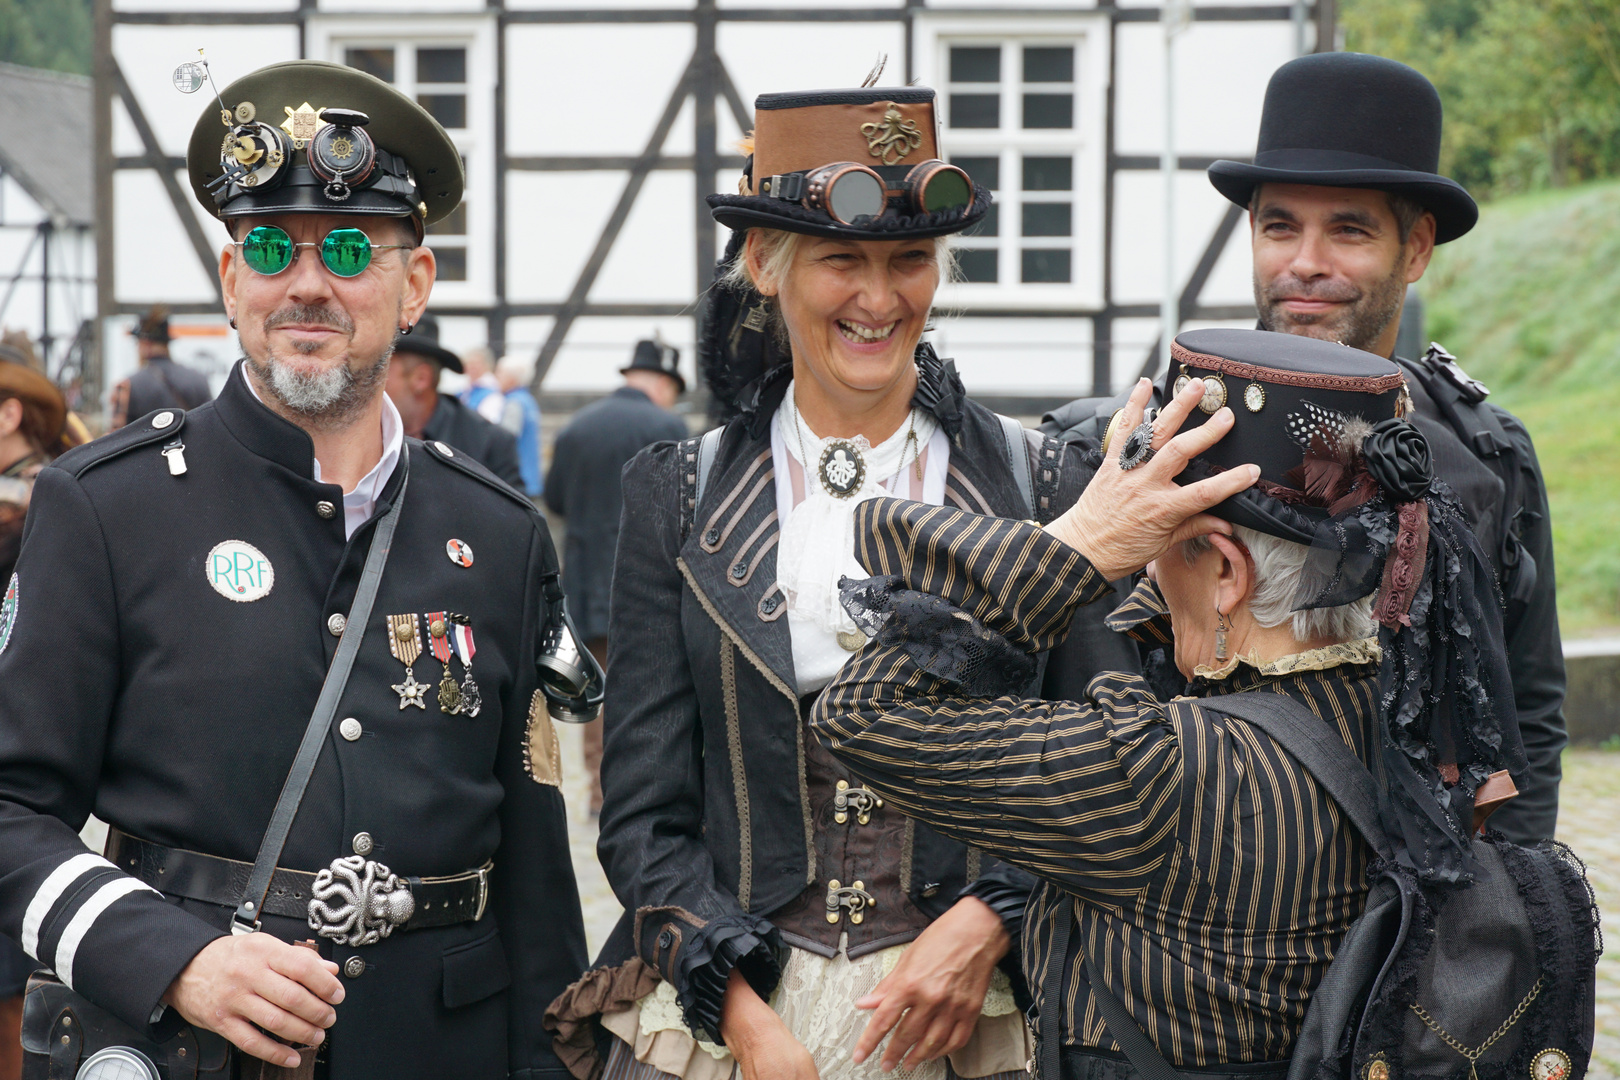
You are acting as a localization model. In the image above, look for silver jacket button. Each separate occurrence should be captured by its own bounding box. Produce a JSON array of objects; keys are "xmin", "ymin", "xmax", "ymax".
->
[
  {"xmin": 339, "ymin": 717, "xmax": 363, "ymax": 742},
  {"xmin": 343, "ymin": 956, "xmax": 366, "ymax": 978},
  {"xmin": 151, "ymin": 411, "xmax": 175, "ymax": 429},
  {"xmin": 352, "ymin": 832, "xmax": 374, "ymax": 856},
  {"xmin": 316, "ymin": 500, "xmax": 337, "ymax": 519},
  {"xmin": 327, "ymin": 613, "xmax": 347, "ymax": 636}
]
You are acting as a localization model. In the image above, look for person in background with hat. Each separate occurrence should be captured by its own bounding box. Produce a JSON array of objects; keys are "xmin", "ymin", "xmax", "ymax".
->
[
  {"xmin": 494, "ymin": 354, "xmax": 544, "ymax": 499},
  {"xmin": 109, "ymin": 304, "xmax": 214, "ymax": 429},
  {"xmin": 1042, "ymin": 53, "xmax": 1565, "ymax": 844},
  {"xmin": 384, "ymin": 312, "xmax": 525, "ymax": 489},
  {"xmin": 548, "ymin": 86, "xmax": 1103, "ymax": 1080},
  {"xmin": 541, "ymin": 337, "xmax": 687, "ymax": 815},
  {"xmin": 0, "ymin": 60, "xmax": 589, "ymax": 1078},
  {"xmin": 813, "ymin": 329, "xmax": 1573, "ymax": 1079}
]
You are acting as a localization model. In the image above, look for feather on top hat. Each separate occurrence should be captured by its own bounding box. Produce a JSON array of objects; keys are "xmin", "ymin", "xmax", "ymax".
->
[
  {"xmin": 1206, "ymin": 53, "xmax": 1478, "ymax": 243},
  {"xmin": 708, "ymin": 88, "xmax": 991, "ymax": 241}
]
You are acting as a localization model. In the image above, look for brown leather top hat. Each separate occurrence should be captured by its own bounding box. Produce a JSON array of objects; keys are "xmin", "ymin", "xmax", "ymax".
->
[
  {"xmin": 708, "ymin": 88, "xmax": 991, "ymax": 240},
  {"xmin": 1207, "ymin": 53, "xmax": 1478, "ymax": 243}
]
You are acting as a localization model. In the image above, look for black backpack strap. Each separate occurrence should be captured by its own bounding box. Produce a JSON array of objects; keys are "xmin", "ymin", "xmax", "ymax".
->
[
  {"xmin": 994, "ymin": 414, "xmax": 1035, "ymax": 521},
  {"xmin": 1199, "ymin": 693, "xmax": 1394, "ymax": 863}
]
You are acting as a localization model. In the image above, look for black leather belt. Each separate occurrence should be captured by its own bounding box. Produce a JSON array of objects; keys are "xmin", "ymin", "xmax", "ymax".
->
[{"xmin": 106, "ymin": 829, "xmax": 489, "ymax": 932}]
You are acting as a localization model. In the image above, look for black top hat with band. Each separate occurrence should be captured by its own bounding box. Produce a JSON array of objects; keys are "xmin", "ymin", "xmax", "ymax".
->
[
  {"xmin": 622, "ymin": 338, "xmax": 685, "ymax": 394},
  {"xmin": 130, "ymin": 305, "xmax": 172, "ymax": 345},
  {"xmin": 1133, "ymin": 327, "xmax": 1523, "ymax": 886},
  {"xmin": 392, "ymin": 313, "xmax": 462, "ymax": 373},
  {"xmin": 707, "ymin": 88, "xmax": 990, "ymax": 241},
  {"xmin": 1206, "ymin": 53, "xmax": 1478, "ymax": 243},
  {"xmin": 186, "ymin": 61, "xmax": 463, "ymax": 231}
]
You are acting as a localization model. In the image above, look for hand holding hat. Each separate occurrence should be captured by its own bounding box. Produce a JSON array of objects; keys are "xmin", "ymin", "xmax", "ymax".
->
[{"xmin": 1047, "ymin": 377, "xmax": 1260, "ymax": 582}]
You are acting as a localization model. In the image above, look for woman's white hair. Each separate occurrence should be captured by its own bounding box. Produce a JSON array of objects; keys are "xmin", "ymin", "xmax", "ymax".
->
[{"xmin": 1184, "ymin": 525, "xmax": 1376, "ymax": 643}]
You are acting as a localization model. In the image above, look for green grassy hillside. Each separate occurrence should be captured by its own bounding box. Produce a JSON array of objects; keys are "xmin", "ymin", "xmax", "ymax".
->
[{"xmin": 1421, "ymin": 179, "xmax": 1620, "ymax": 635}]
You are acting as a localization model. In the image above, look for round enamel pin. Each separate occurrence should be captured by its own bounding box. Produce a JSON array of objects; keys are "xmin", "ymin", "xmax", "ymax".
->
[
  {"xmin": 0, "ymin": 573, "xmax": 17, "ymax": 658},
  {"xmin": 204, "ymin": 540, "xmax": 274, "ymax": 602},
  {"xmin": 446, "ymin": 539, "xmax": 474, "ymax": 568}
]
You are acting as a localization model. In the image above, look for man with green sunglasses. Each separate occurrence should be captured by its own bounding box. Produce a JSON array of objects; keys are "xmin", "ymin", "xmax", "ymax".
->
[{"xmin": 0, "ymin": 60, "xmax": 589, "ymax": 1080}]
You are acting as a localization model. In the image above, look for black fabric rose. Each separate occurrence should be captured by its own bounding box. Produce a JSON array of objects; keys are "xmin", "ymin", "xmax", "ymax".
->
[{"xmin": 1362, "ymin": 418, "xmax": 1433, "ymax": 502}]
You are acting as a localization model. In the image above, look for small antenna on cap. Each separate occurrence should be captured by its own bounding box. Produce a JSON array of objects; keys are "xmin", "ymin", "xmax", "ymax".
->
[{"xmin": 861, "ymin": 54, "xmax": 887, "ymax": 87}]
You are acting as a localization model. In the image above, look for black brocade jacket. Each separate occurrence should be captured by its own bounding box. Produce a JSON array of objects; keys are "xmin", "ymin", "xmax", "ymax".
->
[{"xmin": 583, "ymin": 366, "xmax": 1132, "ymax": 1045}]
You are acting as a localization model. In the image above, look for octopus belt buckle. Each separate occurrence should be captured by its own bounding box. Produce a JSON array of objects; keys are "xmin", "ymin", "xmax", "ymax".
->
[{"xmin": 308, "ymin": 855, "xmax": 416, "ymax": 946}]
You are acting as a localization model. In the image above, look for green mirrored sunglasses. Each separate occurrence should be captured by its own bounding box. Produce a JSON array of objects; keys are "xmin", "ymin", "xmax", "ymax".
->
[{"xmin": 236, "ymin": 225, "xmax": 410, "ymax": 278}]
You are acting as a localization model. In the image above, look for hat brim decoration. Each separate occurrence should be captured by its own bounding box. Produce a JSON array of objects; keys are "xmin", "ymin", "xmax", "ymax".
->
[
  {"xmin": 708, "ymin": 88, "xmax": 991, "ymax": 241},
  {"xmin": 1157, "ymin": 328, "xmax": 1524, "ymax": 886}
]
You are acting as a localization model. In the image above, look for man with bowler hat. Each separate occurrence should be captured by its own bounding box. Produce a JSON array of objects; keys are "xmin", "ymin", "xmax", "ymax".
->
[
  {"xmin": 383, "ymin": 312, "xmax": 525, "ymax": 488},
  {"xmin": 543, "ymin": 336, "xmax": 686, "ymax": 813},
  {"xmin": 1043, "ymin": 53, "xmax": 1565, "ymax": 843},
  {"xmin": 0, "ymin": 60, "xmax": 588, "ymax": 1077},
  {"xmin": 110, "ymin": 304, "xmax": 215, "ymax": 429}
]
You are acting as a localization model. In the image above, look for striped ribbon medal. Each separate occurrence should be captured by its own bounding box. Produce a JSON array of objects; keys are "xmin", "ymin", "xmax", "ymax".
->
[
  {"xmin": 386, "ymin": 613, "xmax": 429, "ymax": 710},
  {"xmin": 450, "ymin": 615, "xmax": 481, "ymax": 717},
  {"xmin": 425, "ymin": 611, "xmax": 464, "ymax": 715}
]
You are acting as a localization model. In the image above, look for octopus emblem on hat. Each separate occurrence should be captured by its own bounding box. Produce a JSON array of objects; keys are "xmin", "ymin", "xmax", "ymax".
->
[{"xmin": 861, "ymin": 106, "xmax": 923, "ymax": 166}]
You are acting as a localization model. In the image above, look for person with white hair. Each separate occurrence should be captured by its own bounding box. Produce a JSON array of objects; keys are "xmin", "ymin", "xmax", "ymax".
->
[{"xmin": 495, "ymin": 352, "xmax": 544, "ymax": 498}]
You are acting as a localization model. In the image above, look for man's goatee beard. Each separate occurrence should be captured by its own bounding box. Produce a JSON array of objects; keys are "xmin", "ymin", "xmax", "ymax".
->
[
  {"xmin": 245, "ymin": 304, "xmax": 393, "ymax": 430},
  {"xmin": 1255, "ymin": 256, "xmax": 1409, "ymax": 353}
]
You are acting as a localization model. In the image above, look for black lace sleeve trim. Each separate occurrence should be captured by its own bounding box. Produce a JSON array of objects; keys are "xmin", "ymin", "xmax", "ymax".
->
[
  {"xmin": 674, "ymin": 914, "xmax": 783, "ymax": 1045},
  {"xmin": 840, "ymin": 575, "xmax": 1037, "ymax": 697}
]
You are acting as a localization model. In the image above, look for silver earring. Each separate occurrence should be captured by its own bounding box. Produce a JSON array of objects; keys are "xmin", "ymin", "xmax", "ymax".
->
[{"xmin": 1215, "ymin": 610, "xmax": 1231, "ymax": 662}]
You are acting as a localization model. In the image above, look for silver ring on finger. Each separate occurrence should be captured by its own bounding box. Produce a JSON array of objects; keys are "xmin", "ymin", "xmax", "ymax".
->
[{"xmin": 1117, "ymin": 421, "xmax": 1157, "ymax": 471}]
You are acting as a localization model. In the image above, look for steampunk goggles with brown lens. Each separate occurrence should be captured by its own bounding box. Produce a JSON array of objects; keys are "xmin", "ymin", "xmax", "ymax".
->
[{"xmin": 758, "ymin": 159, "xmax": 974, "ymax": 226}]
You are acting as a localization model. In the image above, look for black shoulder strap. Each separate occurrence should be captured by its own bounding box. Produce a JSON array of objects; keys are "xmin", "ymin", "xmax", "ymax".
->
[
  {"xmin": 231, "ymin": 448, "xmax": 410, "ymax": 934},
  {"xmin": 994, "ymin": 414, "xmax": 1035, "ymax": 521}
]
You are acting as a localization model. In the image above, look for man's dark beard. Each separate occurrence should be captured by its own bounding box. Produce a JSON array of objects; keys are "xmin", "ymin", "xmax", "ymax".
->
[
  {"xmin": 245, "ymin": 304, "xmax": 391, "ymax": 430},
  {"xmin": 1255, "ymin": 254, "xmax": 1408, "ymax": 353}
]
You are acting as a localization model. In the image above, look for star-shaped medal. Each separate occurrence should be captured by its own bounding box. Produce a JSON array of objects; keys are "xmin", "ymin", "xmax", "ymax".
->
[{"xmin": 393, "ymin": 669, "xmax": 429, "ymax": 710}]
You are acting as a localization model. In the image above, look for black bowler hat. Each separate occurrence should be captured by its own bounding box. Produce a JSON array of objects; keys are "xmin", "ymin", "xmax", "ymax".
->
[
  {"xmin": 1207, "ymin": 53, "xmax": 1478, "ymax": 243},
  {"xmin": 393, "ymin": 313, "xmax": 462, "ymax": 373},
  {"xmin": 708, "ymin": 87, "xmax": 991, "ymax": 241},
  {"xmin": 130, "ymin": 305, "xmax": 171, "ymax": 344},
  {"xmin": 186, "ymin": 61, "xmax": 463, "ymax": 232},
  {"xmin": 621, "ymin": 337, "xmax": 685, "ymax": 394}
]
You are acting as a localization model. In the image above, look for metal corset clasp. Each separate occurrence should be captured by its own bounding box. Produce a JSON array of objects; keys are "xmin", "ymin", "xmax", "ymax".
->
[
  {"xmin": 825, "ymin": 879, "xmax": 876, "ymax": 925},
  {"xmin": 308, "ymin": 855, "xmax": 416, "ymax": 946},
  {"xmin": 834, "ymin": 779, "xmax": 883, "ymax": 825}
]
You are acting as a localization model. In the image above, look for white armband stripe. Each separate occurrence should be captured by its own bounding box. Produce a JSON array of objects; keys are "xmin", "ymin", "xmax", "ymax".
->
[
  {"xmin": 21, "ymin": 853, "xmax": 114, "ymax": 961},
  {"xmin": 55, "ymin": 877, "xmax": 160, "ymax": 991}
]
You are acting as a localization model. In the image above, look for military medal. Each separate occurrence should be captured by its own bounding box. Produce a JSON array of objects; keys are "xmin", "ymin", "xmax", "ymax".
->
[
  {"xmin": 426, "ymin": 611, "xmax": 464, "ymax": 715},
  {"xmin": 450, "ymin": 615, "xmax": 481, "ymax": 718},
  {"xmin": 387, "ymin": 613, "xmax": 428, "ymax": 709}
]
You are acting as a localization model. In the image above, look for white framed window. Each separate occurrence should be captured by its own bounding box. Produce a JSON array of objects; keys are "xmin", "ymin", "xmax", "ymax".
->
[
  {"xmin": 306, "ymin": 16, "xmax": 494, "ymax": 305},
  {"xmin": 913, "ymin": 16, "xmax": 1108, "ymax": 310}
]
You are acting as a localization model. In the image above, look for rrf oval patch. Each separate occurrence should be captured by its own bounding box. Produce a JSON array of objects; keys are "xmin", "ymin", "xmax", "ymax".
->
[
  {"xmin": 205, "ymin": 540, "xmax": 275, "ymax": 602},
  {"xmin": 0, "ymin": 573, "xmax": 17, "ymax": 657}
]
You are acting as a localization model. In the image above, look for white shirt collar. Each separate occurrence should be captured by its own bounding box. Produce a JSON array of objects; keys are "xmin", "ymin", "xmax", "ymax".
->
[{"xmin": 240, "ymin": 364, "xmax": 404, "ymax": 539}]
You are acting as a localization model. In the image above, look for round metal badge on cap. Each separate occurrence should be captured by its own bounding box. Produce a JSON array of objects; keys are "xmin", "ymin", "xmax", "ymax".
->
[{"xmin": 446, "ymin": 539, "xmax": 474, "ymax": 568}]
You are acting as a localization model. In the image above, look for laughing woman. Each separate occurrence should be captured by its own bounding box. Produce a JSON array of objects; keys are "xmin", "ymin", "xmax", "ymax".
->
[{"xmin": 544, "ymin": 88, "xmax": 1108, "ymax": 1080}]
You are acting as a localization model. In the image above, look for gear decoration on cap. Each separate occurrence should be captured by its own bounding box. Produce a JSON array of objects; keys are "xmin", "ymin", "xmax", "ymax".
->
[
  {"xmin": 216, "ymin": 123, "xmax": 288, "ymax": 191},
  {"xmin": 307, "ymin": 108, "xmax": 377, "ymax": 202}
]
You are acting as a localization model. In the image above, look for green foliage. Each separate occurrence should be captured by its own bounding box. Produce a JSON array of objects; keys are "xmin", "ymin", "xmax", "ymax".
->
[
  {"xmin": 0, "ymin": 0, "xmax": 92, "ymax": 76},
  {"xmin": 1343, "ymin": 0, "xmax": 1620, "ymax": 199},
  {"xmin": 1421, "ymin": 180, "xmax": 1620, "ymax": 633}
]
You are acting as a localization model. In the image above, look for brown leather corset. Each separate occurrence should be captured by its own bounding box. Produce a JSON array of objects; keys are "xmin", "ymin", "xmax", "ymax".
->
[{"xmin": 770, "ymin": 701, "xmax": 936, "ymax": 959}]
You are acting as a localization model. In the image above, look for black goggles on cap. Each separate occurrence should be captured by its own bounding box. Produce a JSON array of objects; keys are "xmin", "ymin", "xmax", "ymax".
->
[{"xmin": 758, "ymin": 159, "xmax": 974, "ymax": 225}]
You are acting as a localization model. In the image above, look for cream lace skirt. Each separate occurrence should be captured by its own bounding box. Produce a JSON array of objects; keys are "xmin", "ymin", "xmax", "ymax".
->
[{"xmin": 600, "ymin": 941, "xmax": 1031, "ymax": 1080}]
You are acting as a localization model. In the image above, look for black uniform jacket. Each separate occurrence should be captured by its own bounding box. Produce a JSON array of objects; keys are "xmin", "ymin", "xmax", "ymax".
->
[
  {"xmin": 573, "ymin": 370, "xmax": 1132, "ymax": 1048},
  {"xmin": 123, "ymin": 357, "xmax": 214, "ymax": 418},
  {"xmin": 543, "ymin": 386, "xmax": 689, "ymax": 642},
  {"xmin": 423, "ymin": 391, "xmax": 526, "ymax": 492},
  {"xmin": 812, "ymin": 500, "xmax": 1381, "ymax": 1065},
  {"xmin": 0, "ymin": 365, "xmax": 586, "ymax": 1079},
  {"xmin": 1039, "ymin": 360, "xmax": 1565, "ymax": 843}
]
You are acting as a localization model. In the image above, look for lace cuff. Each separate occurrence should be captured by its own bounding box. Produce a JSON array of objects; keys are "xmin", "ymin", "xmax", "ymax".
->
[
  {"xmin": 673, "ymin": 914, "xmax": 782, "ymax": 1045},
  {"xmin": 840, "ymin": 576, "xmax": 1037, "ymax": 698}
]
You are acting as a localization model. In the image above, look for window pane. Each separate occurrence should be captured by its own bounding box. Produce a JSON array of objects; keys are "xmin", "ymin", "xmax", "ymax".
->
[
  {"xmin": 417, "ymin": 47, "xmax": 466, "ymax": 85},
  {"xmin": 344, "ymin": 48, "xmax": 395, "ymax": 83},
  {"xmin": 428, "ymin": 203, "xmax": 467, "ymax": 237},
  {"xmin": 949, "ymin": 94, "xmax": 1000, "ymax": 129},
  {"xmin": 1022, "ymin": 93, "xmax": 1074, "ymax": 129},
  {"xmin": 1022, "ymin": 203, "xmax": 1071, "ymax": 237},
  {"xmin": 1023, "ymin": 46, "xmax": 1074, "ymax": 83},
  {"xmin": 1021, "ymin": 249, "xmax": 1071, "ymax": 283},
  {"xmin": 956, "ymin": 248, "xmax": 998, "ymax": 283},
  {"xmin": 418, "ymin": 93, "xmax": 466, "ymax": 129},
  {"xmin": 1022, "ymin": 156, "xmax": 1072, "ymax": 191},
  {"xmin": 952, "ymin": 156, "xmax": 1000, "ymax": 190},
  {"xmin": 962, "ymin": 204, "xmax": 999, "ymax": 238},
  {"xmin": 434, "ymin": 245, "xmax": 467, "ymax": 282},
  {"xmin": 949, "ymin": 46, "xmax": 1001, "ymax": 83}
]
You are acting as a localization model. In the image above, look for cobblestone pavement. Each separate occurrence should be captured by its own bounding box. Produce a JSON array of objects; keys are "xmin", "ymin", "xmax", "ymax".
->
[{"xmin": 557, "ymin": 737, "xmax": 1620, "ymax": 1070}]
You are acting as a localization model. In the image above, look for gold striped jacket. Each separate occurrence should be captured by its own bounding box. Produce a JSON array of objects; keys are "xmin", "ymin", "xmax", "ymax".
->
[{"xmin": 812, "ymin": 498, "xmax": 1383, "ymax": 1067}]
